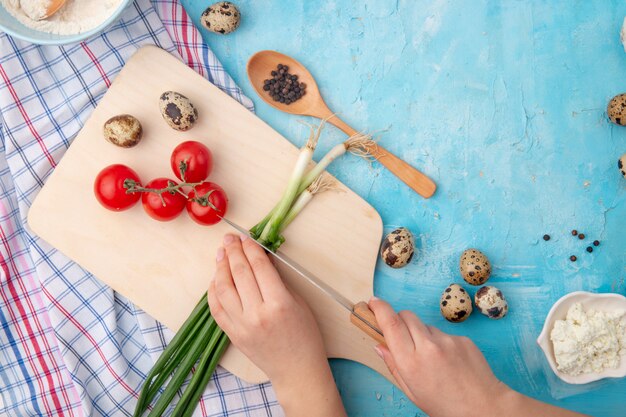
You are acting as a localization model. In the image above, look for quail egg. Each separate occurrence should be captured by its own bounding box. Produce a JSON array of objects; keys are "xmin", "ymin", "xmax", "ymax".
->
[
  {"xmin": 103, "ymin": 114, "xmax": 143, "ymax": 148},
  {"xmin": 475, "ymin": 286, "xmax": 508, "ymax": 319},
  {"xmin": 159, "ymin": 91, "xmax": 198, "ymax": 131},
  {"xmin": 619, "ymin": 153, "xmax": 626, "ymax": 179},
  {"xmin": 201, "ymin": 2, "xmax": 241, "ymax": 34},
  {"xmin": 440, "ymin": 284, "xmax": 472, "ymax": 323},
  {"xmin": 607, "ymin": 94, "xmax": 626, "ymax": 126},
  {"xmin": 380, "ymin": 227, "xmax": 415, "ymax": 268},
  {"xmin": 460, "ymin": 248, "xmax": 491, "ymax": 286}
]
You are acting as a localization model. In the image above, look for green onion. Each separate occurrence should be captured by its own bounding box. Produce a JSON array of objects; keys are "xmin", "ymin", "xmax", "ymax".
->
[
  {"xmin": 136, "ymin": 306, "xmax": 210, "ymax": 415},
  {"xmin": 133, "ymin": 295, "xmax": 209, "ymax": 417},
  {"xmin": 257, "ymin": 121, "xmax": 324, "ymax": 247},
  {"xmin": 133, "ymin": 121, "xmax": 377, "ymax": 417},
  {"xmin": 146, "ymin": 317, "xmax": 216, "ymax": 417},
  {"xmin": 251, "ymin": 132, "xmax": 376, "ymax": 247},
  {"xmin": 171, "ymin": 332, "xmax": 230, "ymax": 417}
]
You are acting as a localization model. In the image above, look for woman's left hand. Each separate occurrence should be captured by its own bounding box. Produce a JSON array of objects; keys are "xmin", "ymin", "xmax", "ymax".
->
[{"xmin": 207, "ymin": 233, "xmax": 347, "ymax": 417}]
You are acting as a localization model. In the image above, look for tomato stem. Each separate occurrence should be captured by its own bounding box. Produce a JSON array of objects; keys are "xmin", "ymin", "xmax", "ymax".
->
[
  {"xmin": 124, "ymin": 178, "xmax": 204, "ymax": 198},
  {"xmin": 174, "ymin": 188, "xmax": 188, "ymax": 198},
  {"xmin": 124, "ymin": 177, "xmax": 222, "ymax": 214},
  {"xmin": 179, "ymin": 160, "xmax": 188, "ymax": 182},
  {"xmin": 191, "ymin": 189, "xmax": 218, "ymax": 210}
]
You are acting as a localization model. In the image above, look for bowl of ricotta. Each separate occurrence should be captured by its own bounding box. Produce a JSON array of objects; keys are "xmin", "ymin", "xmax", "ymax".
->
[
  {"xmin": 0, "ymin": 0, "xmax": 132, "ymax": 45},
  {"xmin": 537, "ymin": 291, "xmax": 626, "ymax": 384}
]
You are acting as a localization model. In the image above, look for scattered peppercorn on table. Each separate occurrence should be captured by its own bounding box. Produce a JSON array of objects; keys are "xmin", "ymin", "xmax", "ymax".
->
[{"xmin": 182, "ymin": 1, "xmax": 626, "ymax": 416}]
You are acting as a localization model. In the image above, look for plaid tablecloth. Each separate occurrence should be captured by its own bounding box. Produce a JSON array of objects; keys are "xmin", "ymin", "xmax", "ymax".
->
[{"xmin": 0, "ymin": 1, "xmax": 283, "ymax": 415}]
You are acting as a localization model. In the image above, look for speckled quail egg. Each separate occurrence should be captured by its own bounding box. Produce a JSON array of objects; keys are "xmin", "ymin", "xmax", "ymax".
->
[
  {"xmin": 475, "ymin": 286, "xmax": 508, "ymax": 319},
  {"xmin": 607, "ymin": 94, "xmax": 626, "ymax": 126},
  {"xmin": 159, "ymin": 91, "xmax": 198, "ymax": 131},
  {"xmin": 440, "ymin": 284, "xmax": 472, "ymax": 323},
  {"xmin": 103, "ymin": 114, "xmax": 142, "ymax": 148},
  {"xmin": 201, "ymin": 2, "xmax": 241, "ymax": 34},
  {"xmin": 460, "ymin": 248, "xmax": 491, "ymax": 286},
  {"xmin": 619, "ymin": 153, "xmax": 626, "ymax": 179},
  {"xmin": 380, "ymin": 227, "xmax": 415, "ymax": 268}
]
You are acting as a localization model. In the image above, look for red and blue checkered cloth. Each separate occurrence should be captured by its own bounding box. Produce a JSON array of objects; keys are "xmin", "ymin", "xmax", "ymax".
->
[{"xmin": 0, "ymin": 1, "xmax": 283, "ymax": 415}]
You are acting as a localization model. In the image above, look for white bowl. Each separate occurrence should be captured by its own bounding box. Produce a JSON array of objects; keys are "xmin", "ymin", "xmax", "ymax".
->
[
  {"xmin": 0, "ymin": 0, "xmax": 133, "ymax": 46},
  {"xmin": 537, "ymin": 291, "xmax": 626, "ymax": 384}
]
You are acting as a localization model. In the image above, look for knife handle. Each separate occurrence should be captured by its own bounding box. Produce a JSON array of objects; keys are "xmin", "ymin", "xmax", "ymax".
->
[{"xmin": 350, "ymin": 302, "xmax": 386, "ymax": 346}]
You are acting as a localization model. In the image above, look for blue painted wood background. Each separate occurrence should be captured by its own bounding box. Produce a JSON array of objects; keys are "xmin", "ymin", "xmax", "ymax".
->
[{"xmin": 181, "ymin": 1, "xmax": 625, "ymax": 415}]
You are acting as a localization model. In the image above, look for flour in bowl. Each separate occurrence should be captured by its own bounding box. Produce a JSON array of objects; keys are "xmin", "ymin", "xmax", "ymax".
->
[
  {"xmin": 19, "ymin": 0, "xmax": 50, "ymax": 20},
  {"xmin": 1, "ymin": 0, "xmax": 124, "ymax": 35},
  {"xmin": 550, "ymin": 302, "xmax": 626, "ymax": 376}
]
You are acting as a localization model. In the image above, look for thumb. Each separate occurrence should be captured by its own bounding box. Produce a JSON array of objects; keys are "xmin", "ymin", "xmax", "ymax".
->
[{"xmin": 374, "ymin": 344, "xmax": 418, "ymax": 405}]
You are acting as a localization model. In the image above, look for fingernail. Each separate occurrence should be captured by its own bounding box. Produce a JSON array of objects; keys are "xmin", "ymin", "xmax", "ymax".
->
[
  {"xmin": 223, "ymin": 234, "xmax": 234, "ymax": 244},
  {"xmin": 240, "ymin": 233, "xmax": 248, "ymax": 241},
  {"xmin": 216, "ymin": 247, "xmax": 225, "ymax": 261},
  {"xmin": 373, "ymin": 346, "xmax": 384, "ymax": 359},
  {"xmin": 369, "ymin": 296, "xmax": 380, "ymax": 303}
]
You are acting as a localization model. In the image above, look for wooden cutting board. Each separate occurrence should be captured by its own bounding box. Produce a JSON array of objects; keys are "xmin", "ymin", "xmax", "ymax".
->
[{"xmin": 28, "ymin": 46, "xmax": 392, "ymax": 384}]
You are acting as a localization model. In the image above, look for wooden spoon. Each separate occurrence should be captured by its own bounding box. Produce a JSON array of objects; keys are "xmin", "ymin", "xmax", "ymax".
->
[
  {"xmin": 247, "ymin": 50, "xmax": 437, "ymax": 199},
  {"xmin": 35, "ymin": 0, "xmax": 67, "ymax": 20}
]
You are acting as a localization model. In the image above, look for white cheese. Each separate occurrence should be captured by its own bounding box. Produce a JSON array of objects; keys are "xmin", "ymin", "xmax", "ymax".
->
[{"xmin": 550, "ymin": 302, "xmax": 626, "ymax": 376}]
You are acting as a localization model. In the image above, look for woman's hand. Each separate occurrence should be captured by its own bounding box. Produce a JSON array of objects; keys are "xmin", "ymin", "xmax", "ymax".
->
[
  {"xmin": 369, "ymin": 297, "xmax": 588, "ymax": 417},
  {"xmin": 207, "ymin": 234, "xmax": 347, "ymax": 417},
  {"xmin": 369, "ymin": 297, "xmax": 505, "ymax": 416}
]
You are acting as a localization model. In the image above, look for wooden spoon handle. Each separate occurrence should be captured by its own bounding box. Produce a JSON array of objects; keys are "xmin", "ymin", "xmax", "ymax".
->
[
  {"xmin": 350, "ymin": 301, "xmax": 386, "ymax": 346},
  {"xmin": 369, "ymin": 144, "xmax": 437, "ymax": 198},
  {"xmin": 325, "ymin": 115, "xmax": 437, "ymax": 199}
]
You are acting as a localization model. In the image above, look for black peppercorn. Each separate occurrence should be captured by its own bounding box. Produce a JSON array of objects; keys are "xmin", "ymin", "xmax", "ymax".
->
[
  {"xmin": 578, "ymin": 234, "xmax": 585, "ymax": 240},
  {"xmin": 571, "ymin": 230, "xmax": 578, "ymax": 236},
  {"xmin": 262, "ymin": 63, "xmax": 307, "ymax": 105},
  {"xmin": 570, "ymin": 255, "xmax": 577, "ymax": 262},
  {"xmin": 593, "ymin": 240, "xmax": 600, "ymax": 246},
  {"xmin": 586, "ymin": 247, "xmax": 593, "ymax": 253},
  {"xmin": 543, "ymin": 234, "xmax": 551, "ymax": 241}
]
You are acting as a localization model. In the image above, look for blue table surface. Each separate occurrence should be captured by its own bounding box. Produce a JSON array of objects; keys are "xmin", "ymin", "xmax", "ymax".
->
[{"xmin": 181, "ymin": 1, "xmax": 625, "ymax": 415}]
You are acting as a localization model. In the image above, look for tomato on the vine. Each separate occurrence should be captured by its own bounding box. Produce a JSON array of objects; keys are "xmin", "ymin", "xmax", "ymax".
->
[
  {"xmin": 186, "ymin": 182, "xmax": 228, "ymax": 226},
  {"xmin": 170, "ymin": 141, "xmax": 213, "ymax": 183},
  {"xmin": 94, "ymin": 164, "xmax": 142, "ymax": 211},
  {"xmin": 141, "ymin": 178, "xmax": 187, "ymax": 221}
]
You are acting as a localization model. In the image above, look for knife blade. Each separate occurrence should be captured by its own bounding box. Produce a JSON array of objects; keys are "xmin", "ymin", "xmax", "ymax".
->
[{"xmin": 219, "ymin": 216, "xmax": 385, "ymax": 344}]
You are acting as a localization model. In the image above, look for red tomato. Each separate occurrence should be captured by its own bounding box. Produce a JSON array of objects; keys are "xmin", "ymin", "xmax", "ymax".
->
[
  {"xmin": 170, "ymin": 141, "xmax": 213, "ymax": 183},
  {"xmin": 186, "ymin": 182, "xmax": 228, "ymax": 226},
  {"xmin": 94, "ymin": 164, "xmax": 141, "ymax": 211},
  {"xmin": 141, "ymin": 178, "xmax": 187, "ymax": 221}
]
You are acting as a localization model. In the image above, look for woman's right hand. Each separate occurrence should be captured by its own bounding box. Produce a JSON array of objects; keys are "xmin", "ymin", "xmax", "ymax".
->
[{"xmin": 368, "ymin": 297, "xmax": 587, "ymax": 417}]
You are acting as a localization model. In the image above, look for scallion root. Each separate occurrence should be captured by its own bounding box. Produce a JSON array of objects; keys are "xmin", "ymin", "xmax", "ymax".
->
[{"xmin": 298, "ymin": 132, "xmax": 377, "ymax": 193}]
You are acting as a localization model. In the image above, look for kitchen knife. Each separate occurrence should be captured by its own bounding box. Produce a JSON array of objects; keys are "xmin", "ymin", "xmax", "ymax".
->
[{"xmin": 219, "ymin": 216, "xmax": 385, "ymax": 346}]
